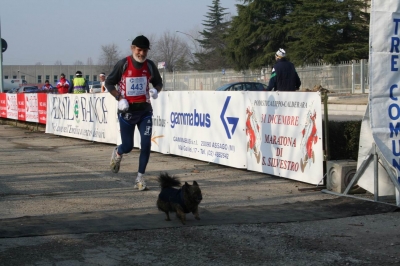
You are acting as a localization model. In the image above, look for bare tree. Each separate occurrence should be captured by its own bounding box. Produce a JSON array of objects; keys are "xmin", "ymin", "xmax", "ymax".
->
[
  {"xmin": 35, "ymin": 62, "xmax": 43, "ymax": 65},
  {"xmin": 151, "ymin": 31, "xmax": 192, "ymax": 72},
  {"xmin": 98, "ymin": 43, "xmax": 121, "ymax": 74},
  {"xmin": 74, "ymin": 60, "xmax": 84, "ymax": 65},
  {"xmin": 54, "ymin": 60, "xmax": 63, "ymax": 65},
  {"xmin": 86, "ymin": 57, "xmax": 93, "ymax": 65},
  {"xmin": 176, "ymin": 26, "xmax": 205, "ymax": 67},
  {"xmin": 144, "ymin": 33, "xmax": 157, "ymax": 59}
]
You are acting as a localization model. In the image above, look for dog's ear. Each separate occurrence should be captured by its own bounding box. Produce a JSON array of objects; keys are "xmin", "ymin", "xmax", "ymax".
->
[
  {"xmin": 193, "ymin": 181, "xmax": 198, "ymax": 186},
  {"xmin": 184, "ymin": 182, "xmax": 190, "ymax": 191}
]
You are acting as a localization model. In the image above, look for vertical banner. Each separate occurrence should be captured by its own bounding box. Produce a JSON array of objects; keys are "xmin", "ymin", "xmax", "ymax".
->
[
  {"xmin": 6, "ymin": 93, "xmax": 18, "ymax": 120},
  {"xmin": 0, "ymin": 93, "xmax": 6, "ymax": 118},
  {"xmin": 45, "ymin": 93, "xmax": 119, "ymax": 144},
  {"xmin": 368, "ymin": 1, "xmax": 400, "ymax": 188},
  {"xmin": 246, "ymin": 92, "xmax": 323, "ymax": 185},
  {"xmin": 17, "ymin": 94, "xmax": 26, "ymax": 121},
  {"xmin": 24, "ymin": 93, "xmax": 39, "ymax": 122},
  {"xmin": 38, "ymin": 93, "xmax": 47, "ymax": 124},
  {"xmin": 167, "ymin": 91, "xmax": 247, "ymax": 168}
]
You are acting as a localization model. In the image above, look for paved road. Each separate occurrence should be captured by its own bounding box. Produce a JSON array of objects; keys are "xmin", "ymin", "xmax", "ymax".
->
[
  {"xmin": 0, "ymin": 124, "xmax": 335, "ymax": 220},
  {"xmin": 0, "ymin": 122, "xmax": 399, "ymax": 265}
]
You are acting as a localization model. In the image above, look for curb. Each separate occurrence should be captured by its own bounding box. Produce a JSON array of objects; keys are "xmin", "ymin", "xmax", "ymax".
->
[{"xmin": 322, "ymin": 104, "xmax": 367, "ymax": 116}]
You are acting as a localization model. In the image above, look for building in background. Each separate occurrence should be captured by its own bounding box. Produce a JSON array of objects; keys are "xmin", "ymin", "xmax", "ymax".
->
[{"xmin": 2, "ymin": 65, "xmax": 102, "ymax": 88}]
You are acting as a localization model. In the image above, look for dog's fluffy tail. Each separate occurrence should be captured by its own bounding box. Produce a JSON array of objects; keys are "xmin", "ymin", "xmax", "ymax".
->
[{"xmin": 158, "ymin": 172, "xmax": 181, "ymax": 189}]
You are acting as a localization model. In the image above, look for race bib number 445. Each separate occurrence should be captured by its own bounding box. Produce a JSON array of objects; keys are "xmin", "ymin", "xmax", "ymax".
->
[{"xmin": 126, "ymin": 77, "xmax": 147, "ymax": 96}]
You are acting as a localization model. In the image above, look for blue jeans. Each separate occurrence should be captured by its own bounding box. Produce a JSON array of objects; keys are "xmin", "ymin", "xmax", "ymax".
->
[{"xmin": 117, "ymin": 111, "xmax": 152, "ymax": 174}]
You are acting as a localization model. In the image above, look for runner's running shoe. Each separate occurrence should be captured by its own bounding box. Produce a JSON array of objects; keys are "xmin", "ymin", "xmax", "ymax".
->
[
  {"xmin": 134, "ymin": 175, "xmax": 147, "ymax": 191},
  {"xmin": 110, "ymin": 147, "xmax": 122, "ymax": 173}
]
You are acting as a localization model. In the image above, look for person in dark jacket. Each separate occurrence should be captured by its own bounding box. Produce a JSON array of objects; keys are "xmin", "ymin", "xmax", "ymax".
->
[{"xmin": 266, "ymin": 48, "xmax": 301, "ymax": 91}]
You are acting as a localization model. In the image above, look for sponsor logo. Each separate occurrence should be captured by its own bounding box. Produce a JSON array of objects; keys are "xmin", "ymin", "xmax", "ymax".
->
[
  {"xmin": 220, "ymin": 96, "xmax": 239, "ymax": 139},
  {"xmin": 50, "ymin": 95, "xmax": 109, "ymax": 124},
  {"xmin": 170, "ymin": 109, "xmax": 211, "ymax": 128},
  {"xmin": 74, "ymin": 97, "xmax": 80, "ymax": 123}
]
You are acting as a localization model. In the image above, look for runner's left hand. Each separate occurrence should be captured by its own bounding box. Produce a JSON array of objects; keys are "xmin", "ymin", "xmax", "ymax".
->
[{"xmin": 149, "ymin": 88, "xmax": 158, "ymax": 99}]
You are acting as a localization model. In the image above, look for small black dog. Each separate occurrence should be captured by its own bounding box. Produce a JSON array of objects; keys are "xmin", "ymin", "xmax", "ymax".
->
[{"xmin": 156, "ymin": 172, "xmax": 202, "ymax": 225}]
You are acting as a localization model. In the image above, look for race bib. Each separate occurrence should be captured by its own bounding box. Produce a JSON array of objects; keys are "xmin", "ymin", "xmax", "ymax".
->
[{"xmin": 125, "ymin": 77, "xmax": 147, "ymax": 96}]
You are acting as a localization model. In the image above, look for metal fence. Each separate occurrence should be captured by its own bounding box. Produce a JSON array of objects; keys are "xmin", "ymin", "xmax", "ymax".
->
[
  {"xmin": 162, "ymin": 60, "xmax": 369, "ymax": 93},
  {"xmin": 161, "ymin": 70, "xmax": 262, "ymax": 91},
  {"xmin": 3, "ymin": 60, "xmax": 369, "ymax": 94},
  {"xmin": 296, "ymin": 60, "xmax": 369, "ymax": 93}
]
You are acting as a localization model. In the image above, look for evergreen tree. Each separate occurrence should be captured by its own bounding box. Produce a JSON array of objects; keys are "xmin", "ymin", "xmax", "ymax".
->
[
  {"xmin": 285, "ymin": 0, "xmax": 370, "ymax": 65},
  {"xmin": 193, "ymin": 0, "xmax": 233, "ymax": 71},
  {"xmin": 224, "ymin": 0, "xmax": 369, "ymax": 69},
  {"xmin": 225, "ymin": 0, "xmax": 298, "ymax": 71}
]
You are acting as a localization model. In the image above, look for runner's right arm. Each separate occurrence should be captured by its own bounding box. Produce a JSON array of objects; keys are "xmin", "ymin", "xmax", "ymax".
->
[{"xmin": 105, "ymin": 58, "xmax": 128, "ymax": 100}]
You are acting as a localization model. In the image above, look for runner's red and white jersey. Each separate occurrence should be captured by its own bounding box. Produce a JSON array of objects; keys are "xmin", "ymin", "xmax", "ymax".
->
[{"xmin": 118, "ymin": 56, "xmax": 151, "ymax": 103}]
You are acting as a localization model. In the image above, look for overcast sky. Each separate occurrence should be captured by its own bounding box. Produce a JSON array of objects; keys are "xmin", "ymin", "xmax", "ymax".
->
[{"xmin": 0, "ymin": 0, "xmax": 239, "ymax": 65}]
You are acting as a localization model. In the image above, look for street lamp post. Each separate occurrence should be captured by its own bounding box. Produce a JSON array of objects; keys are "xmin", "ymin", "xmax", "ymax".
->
[
  {"xmin": 176, "ymin": 31, "xmax": 196, "ymax": 41},
  {"xmin": 176, "ymin": 30, "xmax": 197, "ymax": 66}
]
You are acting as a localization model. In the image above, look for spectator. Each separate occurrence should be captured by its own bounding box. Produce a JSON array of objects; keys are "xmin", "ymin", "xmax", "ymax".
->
[
  {"xmin": 69, "ymin": 70, "xmax": 89, "ymax": 94},
  {"xmin": 105, "ymin": 35, "xmax": 163, "ymax": 191},
  {"xmin": 56, "ymin": 73, "xmax": 70, "ymax": 94},
  {"xmin": 100, "ymin": 73, "xmax": 107, "ymax": 92},
  {"xmin": 41, "ymin": 80, "xmax": 54, "ymax": 93},
  {"xmin": 266, "ymin": 48, "xmax": 301, "ymax": 91}
]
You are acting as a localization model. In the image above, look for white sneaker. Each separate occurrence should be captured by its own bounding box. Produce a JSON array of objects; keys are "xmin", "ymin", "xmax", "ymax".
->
[
  {"xmin": 110, "ymin": 147, "xmax": 122, "ymax": 173},
  {"xmin": 134, "ymin": 175, "xmax": 147, "ymax": 191}
]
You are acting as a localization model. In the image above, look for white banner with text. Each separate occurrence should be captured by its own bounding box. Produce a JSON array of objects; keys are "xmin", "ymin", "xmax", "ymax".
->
[
  {"xmin": 245, "ymin": 92, "xmax": 323, "ymax": 184},
  {"xmin": 362, "ymin": 0, "xmax": 400, "ymax": 194},
  {"xmin": 44, "ymin": 91, "xmax": 323, "ymax": 184},
  {"xmin": 45, "ymin": 93, "xmax": 119, "ymax": 144}
]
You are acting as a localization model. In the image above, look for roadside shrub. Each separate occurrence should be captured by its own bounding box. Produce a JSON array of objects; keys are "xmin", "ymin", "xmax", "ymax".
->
[{"xmin": 322, "ymin": 120, "xmax": 362, "ymax": 161}]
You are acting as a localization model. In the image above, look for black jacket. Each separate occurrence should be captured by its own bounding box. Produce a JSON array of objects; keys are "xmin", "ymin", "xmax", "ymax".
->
[
  {"xmin": 104, "ymin": 56, "xmax": 163, "ymax": 92},
  {"xmin": 266, "ymin": 58, "xmax": 301, "ymax": 91}
]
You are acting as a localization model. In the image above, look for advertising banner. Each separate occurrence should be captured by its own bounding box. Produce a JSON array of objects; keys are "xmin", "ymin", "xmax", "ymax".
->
[
  {"xmin": 24, "ymin": 93, "xmax": 39, "ymax": 123},
  {"xmin": 246, "ymin": 92, "xmax": 323, "ymax": 185},
  {"xmin": 6, "ymin": 93, "xmax": 17, "ymax": 120},
  {"xmin": 38, "ymin": 93, "xmax": 47, "ymax": 124},
  {"xmin": 0, "ymin": 93, "xmax": 6, "ymax": 118},
  {"xmin": 45, "ymin": 93, "xmax": 119, "ymax": 144},
  {"xmin": 6, "ymin": 93, "xmax": 18, "ymax": 120},
  {"xmin": 167, "ymin": 91, "xmax": 247, "ymax": 168},
  {"xmin": 17, "ymin": 93, "xmax": 26, "ymax": 121},
  {"xmin": 367, "ymin": 0, "xmax": 400, "ymax": 191},
  {"xmin": 2, "ymin": 90, "xmax": 324, "ymax": 185}
]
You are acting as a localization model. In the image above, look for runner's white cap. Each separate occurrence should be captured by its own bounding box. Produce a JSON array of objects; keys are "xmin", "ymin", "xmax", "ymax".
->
[{"xmin": 275, "ymin": 48, "xmax": 286, "ymax": 58}]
